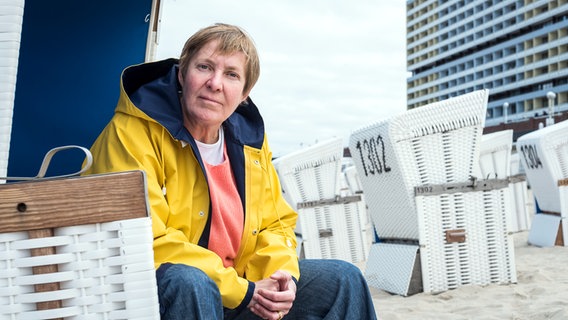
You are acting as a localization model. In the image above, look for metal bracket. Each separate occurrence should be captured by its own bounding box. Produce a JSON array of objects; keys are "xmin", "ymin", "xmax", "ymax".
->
[
  {"xmin": 414, "ymin": 176, "xmax": 510, "ymax": 196},
  {"xmin": 508, "ymin": 174, "xmax": 526, "ymax": 184},
  {"xmin": 297, "ymin": 195, "xmax": 362, "ymax": 209}
]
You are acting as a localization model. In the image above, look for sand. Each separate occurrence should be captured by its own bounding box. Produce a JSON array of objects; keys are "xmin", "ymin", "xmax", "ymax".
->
[{"xmin": 370, "ymin": 230, "xmax": 568, "ymax": 320}]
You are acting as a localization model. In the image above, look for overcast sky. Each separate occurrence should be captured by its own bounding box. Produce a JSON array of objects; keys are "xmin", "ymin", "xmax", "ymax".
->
[{"xmin": 155, "ymin": 0, "xmax": 408, "ymax": 157}]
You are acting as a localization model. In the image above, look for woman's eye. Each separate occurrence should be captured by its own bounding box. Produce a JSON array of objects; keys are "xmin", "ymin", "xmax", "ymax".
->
[
  {"xmin": 197, "ymin": 64, "xmax": 209, "ymax": 70},
  {"xmin": 227, "ymin": 72, "xmax": 239, "ymax": 79}
]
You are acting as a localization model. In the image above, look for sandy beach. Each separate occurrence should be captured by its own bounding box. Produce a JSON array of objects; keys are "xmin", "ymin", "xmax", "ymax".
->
[{"xmin": 369, "ymin": 230, "xmax": 568, "ymax": 320}]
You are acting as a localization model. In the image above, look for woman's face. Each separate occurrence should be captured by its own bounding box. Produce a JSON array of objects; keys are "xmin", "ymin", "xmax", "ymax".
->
[{"xmin": 178, "ymin": 40, "xmax": 249, "ymax": 131}]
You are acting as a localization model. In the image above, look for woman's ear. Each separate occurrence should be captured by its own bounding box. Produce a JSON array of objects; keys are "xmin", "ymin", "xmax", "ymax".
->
[
  {"xmin": 241, "ymin": 87, "xmax": 252, "ymax": 102},
  {"xmin": 177, "ymin": 67, "xmax": 184, "ymax": 87}
]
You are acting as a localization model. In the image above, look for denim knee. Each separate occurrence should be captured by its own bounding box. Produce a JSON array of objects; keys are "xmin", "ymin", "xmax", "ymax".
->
[
  {"xmin": 300, "ymin": 259, "xmax": 364, "ymax": 282},
  {"xmin": 156, "ymin": 263, "xmax": 223, "ymax": 319},
  {"xmin": 158, "ymin": 263, "xmax": 216, "ymax": 289},
  {"xmin": 294, "ymin": 259, "xmax": 376, "ymax": 320}
]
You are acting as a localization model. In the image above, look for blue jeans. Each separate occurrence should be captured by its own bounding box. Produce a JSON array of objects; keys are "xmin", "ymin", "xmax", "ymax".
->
[{"xmin": 156, "ymin": 259, "xmax": 377, "ymax": 320}]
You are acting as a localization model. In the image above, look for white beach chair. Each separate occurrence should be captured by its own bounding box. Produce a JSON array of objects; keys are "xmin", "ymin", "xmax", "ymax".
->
[
  {"xmin": 0, "ymin": 170, "xmax": 160, "ymax": 319},
  {"xmin": 476, "ymin": 130, "xmax": 531, "ymax": 232},
  {"xmin": 273, "ymin": 138, "xmax": 369, "ymax": 264},
  {"xmin": 349, "ymin": 89, "xmax": 517, "ymax": 295},
  {"xmin": 517, "ymin": 119, "xmax": 568, "ymax": 246}
]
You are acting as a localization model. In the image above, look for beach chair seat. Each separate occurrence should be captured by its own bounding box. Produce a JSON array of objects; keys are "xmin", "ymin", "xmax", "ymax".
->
[
  {"xmin": 0, "ymin": 170, "xmax": 159, "ymax": 319},
  {"xmin": 350, "ymin": 90, "xmax": 517, "ymax": 295},
  {"xmin": 273, "ymin": 138, "xmax": 369, "ymax": 264}
]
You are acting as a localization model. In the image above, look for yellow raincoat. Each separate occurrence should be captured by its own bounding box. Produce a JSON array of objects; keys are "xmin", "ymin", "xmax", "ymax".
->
[{"xmin": 85, "ymin": 59, "xmax": 299, "ymax": 310}]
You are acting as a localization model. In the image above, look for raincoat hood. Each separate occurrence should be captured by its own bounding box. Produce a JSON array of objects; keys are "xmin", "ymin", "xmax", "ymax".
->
[{"xmin": 119, "ymin": 58, "xmax": 265, "ymax": 149}]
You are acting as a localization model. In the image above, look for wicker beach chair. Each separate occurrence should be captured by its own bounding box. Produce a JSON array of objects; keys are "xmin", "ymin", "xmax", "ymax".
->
[
  {"xmin": 0, "ymin": 155, "xmax": 159, "ymax": 319},
  {"xmin": 477, "ymin": 130, "xmax": 531, "ymax": 232},
  {"xmin": 349, "ymin": 89, "xmax": 517, "ymax": 295},
  {"xmin": 517, "ymin": 119, "xmax": 568, "ymax": 246},
  {"xmin": 273, "ymin": 138, "xmax": 369, "ymax": 264}
]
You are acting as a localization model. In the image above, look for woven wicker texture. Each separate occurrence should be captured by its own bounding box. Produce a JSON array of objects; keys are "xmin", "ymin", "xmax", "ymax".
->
[
  {"xmin": 509, "ymin": 179, "xmax": 532, "ymax": 232},
  {"xmin": 342, "ymin": 165, "xmax": 371, "ymax": 232},
  {"xmin": 0, "ymin": 171, "xmax": 158, "ymax": 319},
  {"xmin": 416, "ymin": 187, "xmax": 517, "ymax": 293},
  {"xmin": 517, "ymin": 119, "xmax": 568, "ymax": 213},
  {"xmin": 0, "ymin": 0, "xmax": 24, "ymax": 179},
  {"xmin": 274, "ymin": 138, "xmax": 369, "ymax": 263},
  {"xmin": 349, "ymin": 90, "xmax": 488, "ymax": 239},
  {"xmin": 273, "ymin": 137, "xmax": 344, "ymax": 206},
  {"xmin": 476, "ymin": 130, "xmax": 513, "ymax": 179},
  {"xmin": 476, "ymin": 130, "xmax": 531, "ymax": 232},
  {"xmin": 0, "ymin": 218, "xmax": 159, "ymax": 319},
  {"xmin": 297, "ymin": 201, "xmax": 369, "ymax": 264},
  {"xmin": 343, "ymin": 165, "xmax": 364, "ymax": 194}
]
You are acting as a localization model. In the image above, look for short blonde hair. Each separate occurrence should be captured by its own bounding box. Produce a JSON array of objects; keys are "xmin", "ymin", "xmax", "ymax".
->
[{"xmin": 179, "ymin": 23, "xmax": 260, "ymax": 95}]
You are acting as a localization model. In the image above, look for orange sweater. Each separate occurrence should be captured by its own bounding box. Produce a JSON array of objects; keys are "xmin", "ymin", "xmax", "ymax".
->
[{"xmin": 204, "ymin": 154, "xmax": 244, "ymax": 268}]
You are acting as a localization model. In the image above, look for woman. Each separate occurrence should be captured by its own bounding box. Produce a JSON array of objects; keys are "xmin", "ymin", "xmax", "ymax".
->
[{"xmin": 86, "ymin": 23, "xmax": 376, "ymax": 320}]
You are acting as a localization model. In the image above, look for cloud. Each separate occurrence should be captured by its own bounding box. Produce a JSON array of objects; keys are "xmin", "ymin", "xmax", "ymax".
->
[{"xmin": 156, "ymin": 0, "xmax": 408, "ymax": 157}]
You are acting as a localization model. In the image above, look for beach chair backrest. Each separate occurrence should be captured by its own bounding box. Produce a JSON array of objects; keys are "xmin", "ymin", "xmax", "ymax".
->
[
  {"xmin": 476, "ymin": 130, "xmax": 513, "ymax": 179},
  {"xmin": 273, "ymin": 138, "xmax": 369, "ymax": 264},
  {"xmin": 273, "ymin": 137, "xmax": 345, "ymax": 208},
  {"xmin": 349, "ymin": 89, "xmax": 489, "ymax": 240},
  {"xmin": 517, "ymin": 119, "xmax": 568, "ymax": 213}
]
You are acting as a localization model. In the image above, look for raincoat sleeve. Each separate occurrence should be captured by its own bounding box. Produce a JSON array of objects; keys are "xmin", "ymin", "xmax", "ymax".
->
[{"xmin": 84, "ymin": 114, "xmax": 253, "ymax": 310}]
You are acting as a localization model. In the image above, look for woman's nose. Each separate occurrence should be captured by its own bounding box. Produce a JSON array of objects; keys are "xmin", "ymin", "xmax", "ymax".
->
[{"xmin": 206, "ymin": 72, "xmax": 222, "ymax": 91}]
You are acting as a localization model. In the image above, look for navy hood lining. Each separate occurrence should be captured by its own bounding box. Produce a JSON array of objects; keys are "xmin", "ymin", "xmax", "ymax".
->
[{"xmin": 123, "ymin": 59, "xmax": 265, "ymax": 149}]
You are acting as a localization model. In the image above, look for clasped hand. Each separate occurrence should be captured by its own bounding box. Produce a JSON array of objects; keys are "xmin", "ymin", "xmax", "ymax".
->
[{"xmin": 248, "ymin": 270, "xmax": 296, "ymax": 320}]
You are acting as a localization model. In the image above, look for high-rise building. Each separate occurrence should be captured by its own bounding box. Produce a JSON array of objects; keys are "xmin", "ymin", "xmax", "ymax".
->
[{"xmin": 406, "ymin": 0, "xmax": 568, "ymax": 137}]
